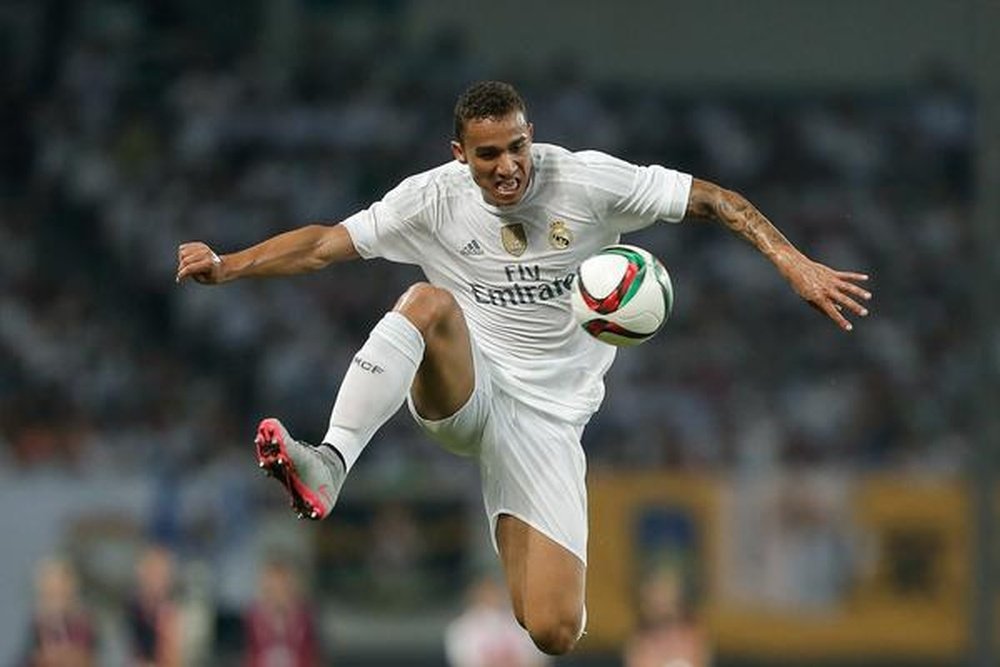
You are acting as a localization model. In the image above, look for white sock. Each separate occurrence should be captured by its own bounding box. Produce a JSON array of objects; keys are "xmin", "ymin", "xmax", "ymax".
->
[{"xmin": 322, "ymin": 311, "xmax": 425, "ymax": 471}]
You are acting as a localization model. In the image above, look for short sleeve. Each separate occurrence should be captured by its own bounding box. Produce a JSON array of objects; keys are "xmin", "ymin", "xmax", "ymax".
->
[
  {"xmin": 341, "ymin": 178, "xmax": 432, "ymax": 265},
  {"xmin": 577, "ymin": 150, "xmax": 692, "ymax": 232}
]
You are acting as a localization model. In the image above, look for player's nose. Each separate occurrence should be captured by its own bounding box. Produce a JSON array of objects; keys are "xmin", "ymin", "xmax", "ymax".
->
[{"xmin": 496, "ymin": 152, "xmax": 517, "ymax": 176}]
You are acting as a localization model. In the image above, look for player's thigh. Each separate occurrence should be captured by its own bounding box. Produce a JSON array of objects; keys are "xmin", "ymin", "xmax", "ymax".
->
[
  {"xmin": 406, "ymin": 336, "xmax": 492, "ymax": 457},
  {"xmin": 496, "ymin": 513, "xmax": 585, "ymax": 632},
  {"xmin": 393, "ymin": 283, "xmax": 474, "ymax": 420}
]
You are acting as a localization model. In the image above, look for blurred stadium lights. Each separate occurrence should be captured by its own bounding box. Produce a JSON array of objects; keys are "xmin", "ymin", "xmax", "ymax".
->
[{"xmin": 970, "ymin": 1, "xmax": 1000, "ymax": 666}]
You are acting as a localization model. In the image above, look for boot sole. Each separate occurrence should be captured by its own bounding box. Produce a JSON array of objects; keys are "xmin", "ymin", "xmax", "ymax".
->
[{"xmin": 255, "ymin": 418, "xmax": 330, "ymax": 520}]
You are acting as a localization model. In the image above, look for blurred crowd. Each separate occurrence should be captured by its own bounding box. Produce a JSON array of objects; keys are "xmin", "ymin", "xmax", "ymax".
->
[
  {"xmin": 22, "ymin": 543, "xmax": 550, "ymax": 667},
  {"xmin": 1, "ymin": 1, "xmax": 975, "ymax": 478},
  {"xmin": 21, "ymin": 544, "xmax": 322, "ymax": 666}
]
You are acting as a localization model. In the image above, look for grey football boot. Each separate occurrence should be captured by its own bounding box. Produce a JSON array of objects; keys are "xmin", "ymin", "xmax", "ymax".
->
[{"xmin": 254, "ymin": 417, "xmax": 346, "ymax": 520}]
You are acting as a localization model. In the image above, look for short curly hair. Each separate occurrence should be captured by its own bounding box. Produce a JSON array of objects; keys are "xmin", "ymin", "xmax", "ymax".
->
[{"xmin": 453, "ymin": 81, "xmax": 527, "ymax": 142}]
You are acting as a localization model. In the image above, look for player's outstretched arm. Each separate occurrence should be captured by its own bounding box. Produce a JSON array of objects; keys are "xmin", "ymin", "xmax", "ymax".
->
[
  {"xmin": 176, "ymin": 223, "xmax": 359, "ymax": 285},
  {"xmin": 685, "ymin": 178, "xmax": 871, "ymax": 331}
]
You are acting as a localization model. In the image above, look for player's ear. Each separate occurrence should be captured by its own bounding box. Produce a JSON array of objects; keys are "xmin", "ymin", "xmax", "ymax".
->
[
  {"xmin": 527, "ymin": 122, "xmax": 534, "ymax": 142},
  {"xmin": 451, "ymin": 140, "xmax": 467, "ymax": 164}
]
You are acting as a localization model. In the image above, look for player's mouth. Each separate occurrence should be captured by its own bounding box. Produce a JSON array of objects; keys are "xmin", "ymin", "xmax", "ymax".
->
[{"xmin": 493, "ymin": 177, "xmax": 522, "ymax": 202}]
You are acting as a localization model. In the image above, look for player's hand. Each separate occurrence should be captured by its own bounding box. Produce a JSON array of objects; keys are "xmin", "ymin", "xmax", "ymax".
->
[
  {"xmin": 176, "ymin": 241, "xmax": 225, "ymax": 284},
  {"xmin": 783, "ymin": 255, "xmax": 871, "ymax": 331}
]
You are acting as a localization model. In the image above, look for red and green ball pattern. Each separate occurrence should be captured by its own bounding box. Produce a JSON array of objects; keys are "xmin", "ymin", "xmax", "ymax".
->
[
  {"xmin": 575, "ymin": 244, "xmax": 672, "ymax": 345},
  {"xmin": 579, "ymin": 246, "xmax": 651, "ymax": 341},
  {"xmin": 577, "ymin": 245, "xmax": 647, "ymax": 314}
]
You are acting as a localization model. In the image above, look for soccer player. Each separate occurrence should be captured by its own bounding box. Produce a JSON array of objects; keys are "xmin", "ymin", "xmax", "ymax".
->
[{"xmin": 176, "ymin": 81, "xmax": 871, "ymax": 655}]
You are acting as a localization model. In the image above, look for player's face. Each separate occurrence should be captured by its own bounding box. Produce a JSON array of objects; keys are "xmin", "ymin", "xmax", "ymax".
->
[{"xmin": 451, "ymin": 111, "xmax": 534, "ymax": 207}]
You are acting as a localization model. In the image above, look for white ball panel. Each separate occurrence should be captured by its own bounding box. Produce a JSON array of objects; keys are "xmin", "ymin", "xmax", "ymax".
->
[
  {"xmin": 610, "ymin": 274, "xmax": 666, "ymax": 333},
  {"xmin": 577, "ymin": 253, "xmax": 629, "ymax": 299}
]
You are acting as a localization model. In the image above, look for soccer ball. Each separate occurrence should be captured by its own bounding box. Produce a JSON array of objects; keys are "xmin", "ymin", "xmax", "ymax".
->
[{"xmin": 571, "ymin": 244, "xmax": 673, "ymax": 347}]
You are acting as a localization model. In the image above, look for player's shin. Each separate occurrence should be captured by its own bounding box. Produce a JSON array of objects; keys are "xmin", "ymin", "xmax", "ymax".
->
[{"xmin": 322, "ymin": 311, "xmax": 425, "ymax": 470}]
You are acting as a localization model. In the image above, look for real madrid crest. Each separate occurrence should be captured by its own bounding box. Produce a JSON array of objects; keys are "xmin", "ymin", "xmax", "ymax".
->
[
  {"xmin": 500, "ymin": 223, "xmax": 527, "ymax": 256},
  {"xmin": 548, "ymin": 220, "xmax": 572, "ymax": 250}
]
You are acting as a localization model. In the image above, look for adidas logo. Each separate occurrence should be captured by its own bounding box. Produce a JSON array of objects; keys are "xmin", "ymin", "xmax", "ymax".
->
[{"xmin": 459, "ymin": 239, "xmax": 484, "ymax": 256}]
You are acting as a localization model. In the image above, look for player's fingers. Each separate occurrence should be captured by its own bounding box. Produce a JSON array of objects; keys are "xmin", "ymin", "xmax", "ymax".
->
[
  {"xmin": 176, "ymin": 257, "xmax": 208, "ymax": 283},
  {"xmin": 835, "ymin": 270, "xmax": 869, "ymax": 282},
  {"xmin": 819, "ymin": 298, "xmax": 853, "ymax": 332},
  {"xmin": 178, "ymin": 242, "xmax": 201, "ymax": 261},
  {"xmin": 177, "ymin": 242, "xmax": 212, "ymax": 267},
  {"xmin": 838, "ymin": 280, "xmax": 872, "ymax": 301},
  {"xmin": 179, "ymin": 250, "xmax": 224, "ymax": 283},
  {"xmin": 176, "ymin": 263, "xmax": 194, "ymax": 283},
  {"xmin": 177, "ymin": 247, "xmax": 198, "ymax": 274},
  {"xmin": 832, "ymin": 290, "xmax": 868, "ymax": 317}
]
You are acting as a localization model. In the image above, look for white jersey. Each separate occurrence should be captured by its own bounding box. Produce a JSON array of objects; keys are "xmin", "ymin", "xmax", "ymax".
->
[{"xmin": 342, "ymin": 143, "xmax": 691, "ymax": 424}]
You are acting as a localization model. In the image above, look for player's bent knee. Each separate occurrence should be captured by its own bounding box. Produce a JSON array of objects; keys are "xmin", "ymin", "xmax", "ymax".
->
[
  {"xmin": 524, "ymin": 610, "xmax": 583, "ymax": 656},
  {"xmin": 393, "ymin": 282, "xmax": 460, "ymax": 335}
]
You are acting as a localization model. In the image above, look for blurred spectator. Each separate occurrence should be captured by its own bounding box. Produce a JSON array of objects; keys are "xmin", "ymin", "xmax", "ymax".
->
[
  {"xmin": 243, "ymin": 554, "xmax": 321, "ymax": 667},
  {"xmin": 126, "ymin": 544, "xmax": 181, "ymax": 667},
  {"xmin": 21, "ymin": 557, "xmax": 96, "ymax": 667},
  {"xmin": 444, "ymin": 575, "xmax": 549, "ymax": 667},
  {"xmin": 624, "ymin": 568, "xmax": 711, "ymax": 667}
]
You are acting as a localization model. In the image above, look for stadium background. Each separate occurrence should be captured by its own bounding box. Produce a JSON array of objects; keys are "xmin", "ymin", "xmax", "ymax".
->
[{"xmin": 1, "ymin": 0, "xmax": 997, "ymax": 665}]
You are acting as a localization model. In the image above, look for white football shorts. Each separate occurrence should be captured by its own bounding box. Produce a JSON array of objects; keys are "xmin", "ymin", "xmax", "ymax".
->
[{"xmin": 406, "ymin": 336, "xmax": 589, "ymax": 565}]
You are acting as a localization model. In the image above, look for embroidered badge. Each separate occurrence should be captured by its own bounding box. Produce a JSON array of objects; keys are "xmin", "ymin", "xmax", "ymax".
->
[
  {"xmin": 548, "ymin": 220, "xmax": 572, "ymax": 250},
  {"xmin": 500, "ymin": 223, "xmax": 527, "ymax": 256}
]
